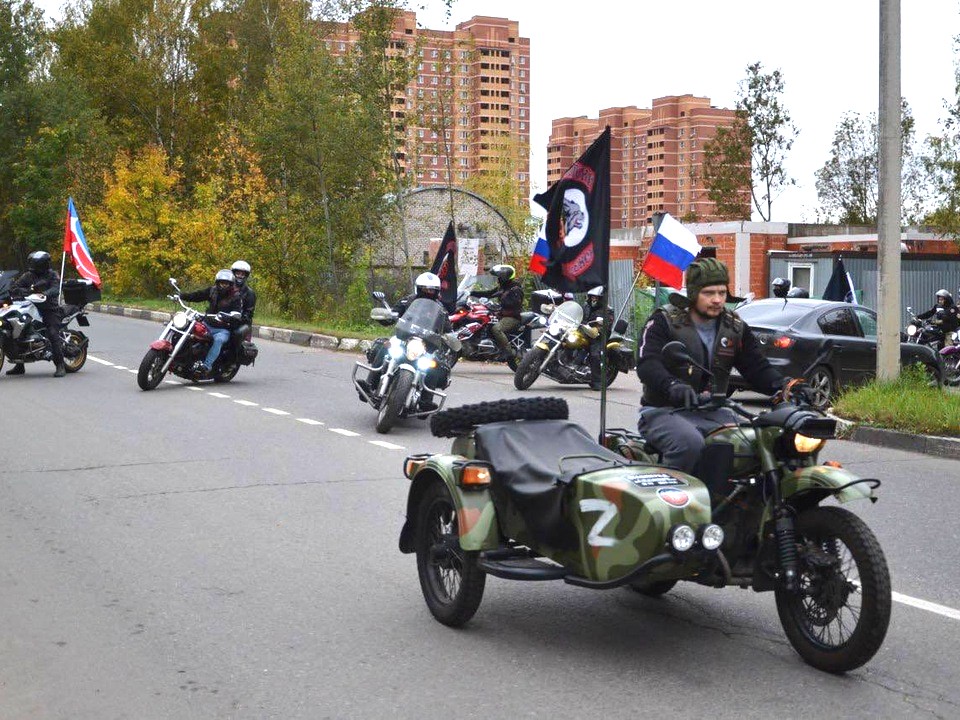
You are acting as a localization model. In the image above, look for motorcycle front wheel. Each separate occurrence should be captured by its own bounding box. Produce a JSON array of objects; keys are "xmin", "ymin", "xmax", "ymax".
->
[
  {"xmin": 62, "ymin": 330, "xmax": 87, "ymax": 373},
  {"xmin": 137, "ymin": 348, "xmax": 168, "ymax": 390},
  {"xmin": 775, "ymin": 506, "xmax": 891, "ymax": 674},
  {"xmin": 376, "ymin": 370, "xmax": 413, "ymax": 434},
  {"xmin": 415, "ymin": 480, "xmax": 486, "ymax": 627},
  {"xmin": 514, "ymin": 346, "xmax": 547, "ymax": 390}
]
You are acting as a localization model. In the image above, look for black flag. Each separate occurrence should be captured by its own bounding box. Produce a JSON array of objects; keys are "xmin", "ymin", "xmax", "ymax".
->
[
  {"xmin": 533, "ymin": 126, "xmax": 611, "ymax": 293},
  {"xmin": 430, "ymin": 221, "xmax": 458, "ymax": 310},
  {"xmin": 822, "ymin": 257, "xmax": 857, "ymax": 303}
]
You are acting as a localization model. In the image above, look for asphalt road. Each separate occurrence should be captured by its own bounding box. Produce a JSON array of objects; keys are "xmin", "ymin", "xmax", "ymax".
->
[{"xmin": 1, "ymin": 313, "xmax": 958, "ymax": 719}]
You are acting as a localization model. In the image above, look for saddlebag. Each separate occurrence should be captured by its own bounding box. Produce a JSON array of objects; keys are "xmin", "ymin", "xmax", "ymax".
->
[
  {"xmin": 240, "ymin": 340, "xmax": 259, "ymax": 366},
  {"xmin": 62, "ymin": 279, "xmax": 102, "ymax": 306}
]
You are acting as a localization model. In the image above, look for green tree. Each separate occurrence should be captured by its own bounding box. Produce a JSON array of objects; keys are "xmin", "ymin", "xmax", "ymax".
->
[
  {"xmin": 815, "ymin": 100, "xmax": 926, "ymax": 225},
  {"xmin": 922, "ymin": 38, "xmax": 960, "ymax": 242},
  {"xmin": 704, "ymin": 61, "xmax": 798, "ymax": 221},
  {"xmin": 701, "ymin": 117, "xmax": 752, "ymax": 220}
]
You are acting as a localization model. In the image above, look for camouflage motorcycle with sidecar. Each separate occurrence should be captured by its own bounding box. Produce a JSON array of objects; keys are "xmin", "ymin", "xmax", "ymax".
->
[{"xmin": 399, "ymin": 343, "xmax": 891, "ymax": 674}]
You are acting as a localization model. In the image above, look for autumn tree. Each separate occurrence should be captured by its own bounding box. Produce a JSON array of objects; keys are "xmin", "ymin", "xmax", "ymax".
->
[{"xmin": 922, "ymin": 38, "xmax": 960, "ymax": 242}]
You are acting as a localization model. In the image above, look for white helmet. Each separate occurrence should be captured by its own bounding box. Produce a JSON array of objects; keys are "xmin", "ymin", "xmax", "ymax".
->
[
  {"xmin": 215, "ymin": 269, "xmax": 235, "ymax": 287},
  {"xmin": 231, "ymin": 260, "xmax": 251, "ymax": 286},
  {"xmin": 415, "ymin": 272, "xmax": 441, "ymax": 300},
  {"xmin": 586, "ymin": 286, "xmax": 604, "ymax": 297}
]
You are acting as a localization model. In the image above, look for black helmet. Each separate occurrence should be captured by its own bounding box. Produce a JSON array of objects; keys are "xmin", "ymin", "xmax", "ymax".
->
[
  {"xmin": 490, "ymin": 264, "xmax": 516, "ymax": 285},
  {"xmin": 771, "ymin": 277, "xmax": 791, "ymax": 299},
  {"xmin": 27, "ymin": 251, "xmax": 51, "ymax": 275}
]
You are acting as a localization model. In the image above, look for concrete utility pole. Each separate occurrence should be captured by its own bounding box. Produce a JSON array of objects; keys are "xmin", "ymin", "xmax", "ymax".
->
[{"xmin": 877, "ymin": 0, "xmax": 902, "ymax": 379}]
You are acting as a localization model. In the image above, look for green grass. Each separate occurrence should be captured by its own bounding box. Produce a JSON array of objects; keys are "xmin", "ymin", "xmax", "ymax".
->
[
  {"xmin": 99, "ymin": 294, "xmax": 386, "ymax": 341},
  {"xmin": 834, "ymin": 365, "xmax": 960, "ymax": 437}
]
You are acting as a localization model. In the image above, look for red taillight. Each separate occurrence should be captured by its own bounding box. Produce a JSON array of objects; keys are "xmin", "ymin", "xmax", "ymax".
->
[
  {"xmin": 773, "ymin": 336, "xmax": 794, "ymax": 349},
  {"xmin": 194, "ymin": 322, "xmax": 209, "ymax": 338}
]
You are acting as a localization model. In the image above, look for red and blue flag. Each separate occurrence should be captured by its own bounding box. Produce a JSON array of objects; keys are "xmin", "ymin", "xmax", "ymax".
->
[
  {"xmin": 63, "ymin": 197, "xmax": 101, "ymax": 288},
  {"xmin": 528, "ymin": 228, "xmax": 550, "ymax": 275},
  {"xmin": 640, "ymin": 213, "xmax": 702, "ymax": 289}
]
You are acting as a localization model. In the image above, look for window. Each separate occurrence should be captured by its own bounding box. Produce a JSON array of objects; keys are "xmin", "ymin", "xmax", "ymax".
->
[
  {"xmin": 818, "ymin": 308, "xmax": 860, "ymax": 337},
  {"xmin": 789, "ymin": 263, "xmax": 814, "ymax": 295},
  {"xmin": 854, "ymin": 308, "xmax": 878, "ymax": 339}
]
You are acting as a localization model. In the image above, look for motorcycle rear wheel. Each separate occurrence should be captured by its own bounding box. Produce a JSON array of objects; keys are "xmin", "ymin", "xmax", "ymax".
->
[
  {"xmin": 514, "ymin": 346, "xmax": 547, "ymax": 390},
  {"xmin": 376, "ymin": 370, "xmax": 413, "ymax": 434},
  {"xmin": 415, "ymin": 481, "xmax": 485, "ymax": 627},
  {"xmin": 214, "ymin": 364, "xmax": 240, "ymax": 383},
  {"xmin": 775, "ymin": 506, "xmax": 891, "ymax": 674},
  {"xmin": 63, "ymin": 331, "xmax": 87, "ymax": 373},
  {"xmin": 137, "ymin": 348, "xmax": 168, "ymax": 391}
]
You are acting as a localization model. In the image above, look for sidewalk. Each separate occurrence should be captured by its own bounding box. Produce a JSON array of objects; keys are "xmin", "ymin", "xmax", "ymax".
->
[{"xmin": 89, "ymin": 302, "xmax": 960, "ymax": 460}]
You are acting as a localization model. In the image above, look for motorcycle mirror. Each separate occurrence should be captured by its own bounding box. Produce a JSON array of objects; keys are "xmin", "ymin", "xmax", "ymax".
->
[
  {"xmin": 372, "ymin": 291, "xmax": 385, "ymax": 300},
  {"xmin": 661, "ymin": 341, "xmax": 693, "ymax": 370},
  {"xmin": 906, "ymin": 306, "xmax": 913, "ymax": 314}
]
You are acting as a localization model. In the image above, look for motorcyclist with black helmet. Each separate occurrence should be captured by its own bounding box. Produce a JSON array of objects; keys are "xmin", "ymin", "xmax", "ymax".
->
[
  {"xmin": 482, "ymin": 264, "xmax": 525, "ymax": 370},
  {"xmin": 180, "ymin": 269, "xmax": 244, "ymax": 376},
  {"xmin": 581, "ymin": 285, "xmax": 614, "ymax": 390},
  {"xmin": 917, "ymin": 289, "xmax": 959, "ymax": 333},
  {"xmin": 6, "ymin": 251, "xmax": 66, "ymax": 377}
]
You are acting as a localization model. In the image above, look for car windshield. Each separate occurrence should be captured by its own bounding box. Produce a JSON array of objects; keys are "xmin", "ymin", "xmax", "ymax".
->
[
  {"xmin": 395, "ymin": 298, "xmax": 447, "ymax": 345},
  {"xmin": 737, "ymin": 301, "xmax": 811, "ymax": 329}
]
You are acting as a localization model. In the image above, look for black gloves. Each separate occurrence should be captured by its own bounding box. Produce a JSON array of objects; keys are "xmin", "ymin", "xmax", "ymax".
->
[
  {"xmin": 781, "ymin": 377, "xmax": 815, "ymax": 405},
  {"xmin": 668, "ymin": 382, "xmax": 699, "ymax": 408}
]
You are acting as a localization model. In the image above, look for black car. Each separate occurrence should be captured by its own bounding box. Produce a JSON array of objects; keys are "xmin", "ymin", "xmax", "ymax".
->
[{"xmin": 728, "ymin": 298, "xmax": 942, "ymax": 407}]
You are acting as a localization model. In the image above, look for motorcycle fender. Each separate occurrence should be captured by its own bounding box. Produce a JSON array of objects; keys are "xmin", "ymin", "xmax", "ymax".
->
[
  {"xmin": 150, "ymin": 339, "xmax": 174, "ymax": 352},
  {"xmin": 781, "ymin": 465, "xmax": 878, "ymax": 506},
  {"xmin": 398, "ymin": 457, "xmax": 500, "ymax": 554}
]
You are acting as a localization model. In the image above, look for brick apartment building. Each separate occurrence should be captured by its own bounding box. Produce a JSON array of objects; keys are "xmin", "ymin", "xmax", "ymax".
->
[
  {"xmin": 330, "ymin": 12, "xmax": 530, "ymax": 204},
  {"xmin": 547, "ymin": 95, "xmax": 747, "ymax": 229}
]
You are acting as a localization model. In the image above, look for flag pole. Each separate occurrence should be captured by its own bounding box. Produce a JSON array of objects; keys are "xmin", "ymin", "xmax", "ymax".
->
[
  {"xmin": 598, "ymin": 126, "xmax": 612, "ymax": 444},
  {"xmin": 58, "ymin": 201, "xmax": 69, "ymax": 306}
]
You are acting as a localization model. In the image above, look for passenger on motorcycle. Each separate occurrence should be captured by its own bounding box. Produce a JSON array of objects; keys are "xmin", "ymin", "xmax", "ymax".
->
[
  {"xmin": 231, "ymin": 260, "xmax": 256, "ymax": 327},
  {"xmin": 7, "ymin": 251, "xmax": 66, "ymax": 377},
  {"xmin": 917, "ymin": 289, "xmax": 959, "ymax": 333},
  {"xmin": 481, "ymin": 264, "xmax": 525, "ymax": 370},
  {"xmin": 180, "ymin": 269, "xmax": 243, "ymax": 376},
  {"xmin": 635, "ymin": 258, "xmax": 811, "ymax": 473},
  {"xmin": 581, "ymin": 286, "xmax": 614, "ymax": 391},
  {"xmin": 366, "ymin": 272, "xmax": 457, "ymax": 390}
]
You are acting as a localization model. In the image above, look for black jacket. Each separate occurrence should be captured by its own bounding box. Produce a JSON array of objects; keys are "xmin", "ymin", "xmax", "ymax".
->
[
  {"xmin": 182, "ymin": 286, "xmax": 243, "ymax": 328},
  {"xmin": 917, "ymin": 304, "xmax": 959, "ymax": 332},
  {"xmin": 476, "ymin": 280, "xmax": 524, "ymax": 319},
  {"xmin": 13, "ymin": 269, "xmax": 61, "ymax": 310},
  {"xmin": 637, "ymin": 305, "xmax": 783, "ymax": 407},
  {"xmin": 237, "ymin": 285, "xmax": 257, "ymax": 325}
]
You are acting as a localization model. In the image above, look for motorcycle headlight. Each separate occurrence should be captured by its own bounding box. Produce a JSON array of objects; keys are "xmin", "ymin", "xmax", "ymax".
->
[
  {"xmin": 907, "ymin": 324, "xmax": 918, "ymax": 337},
  {"xmin": 549, "ymin": 320, "xmax": 563, "ymax": 335},
  {"xmin": 416, "ymin": 354, "xmax": 437, "ymax": 371},
  {"xmin": 699, "ymin": 524, "xmax": 725, "ymax": 551},
  {"xmin": 406, "ymin": 337, "xmax": 426, "ymax": 360},
  {"xmin": 387, "ymin": 337, "xmax": 405, "ymax": 359},
  {"xmin": 565, "ymin": 330, "xmax": 581, "ymax": 343},
  {"xmin": 669, "ymin": 524, "xmax": 696, "ymax": 553},
  {"xmin": 172, "ymin": 311, "xmax": 190, "ymax": 330},
  {"xmin": 793, "ymin": 433, "xmax": 826, "ymax": 454}
]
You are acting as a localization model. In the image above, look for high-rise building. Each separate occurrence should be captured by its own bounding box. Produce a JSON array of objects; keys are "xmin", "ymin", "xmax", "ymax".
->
[
  {"xmin": 547, "ymin": 95, "xmax": 748, "ymax": 228},
  {"xmin": 331, "ymin": 12, "xmax": 530, "ymax": 205}
]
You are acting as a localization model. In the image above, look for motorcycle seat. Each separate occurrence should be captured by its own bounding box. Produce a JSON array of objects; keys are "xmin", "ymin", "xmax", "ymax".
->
[{"xmin": 474, "ymin": 419, "xmax": 631, "ymax": 550}]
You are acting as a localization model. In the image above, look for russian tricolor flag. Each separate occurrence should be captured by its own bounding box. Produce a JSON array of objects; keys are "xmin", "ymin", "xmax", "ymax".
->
[
  {"xmin": 63, "ymin": 197, "xmax": 102, "ymax": 288},
  {"xmin": 528, "ymin": 224, "xmax": 550, "ymax": 275},
  {"xmin": 640, "ymin": 213, "xmax": 702, "ymax": 289}
]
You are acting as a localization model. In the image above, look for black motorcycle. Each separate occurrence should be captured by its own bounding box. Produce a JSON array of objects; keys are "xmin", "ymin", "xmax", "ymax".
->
[
  {"xmin": 903, "ymin": 306, "xmax": 948, "ymax": 351},
  {"xmin": 0, "ymin": 272, "xmax": 94, "ymax": 375}
]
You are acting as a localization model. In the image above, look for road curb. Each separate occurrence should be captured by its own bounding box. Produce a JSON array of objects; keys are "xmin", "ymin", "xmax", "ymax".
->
[
  {"xmin": 88, "ymin": 302, "xmax": 373, "ymax": 353},
  {"xmin": 846, "ymin": 425, "xmax": 960, "ymax": 460}
]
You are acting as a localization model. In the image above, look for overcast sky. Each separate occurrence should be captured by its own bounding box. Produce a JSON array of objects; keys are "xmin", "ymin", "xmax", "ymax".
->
[{"xmin": 33, "ymin": 0, "xmax": 960, "ymax": 223}]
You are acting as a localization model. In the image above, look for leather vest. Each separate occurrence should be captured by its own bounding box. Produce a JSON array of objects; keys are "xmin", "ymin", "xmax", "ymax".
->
[{"xmin": 657, "ymin": 305, "xmax": 745, "ymax": 396}]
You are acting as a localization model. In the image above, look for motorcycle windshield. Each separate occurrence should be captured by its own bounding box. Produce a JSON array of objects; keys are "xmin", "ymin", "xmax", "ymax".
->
[
  {"xmin": 395, "ymin": 298, "xmax": 447, "ymax": 346},
  {"xmin": 548, "ymin": 300, "xmax": 583, "ymax": 330},
  {"xmin": 0, "ymin": 269, "xmax": 18, "ymax": 299}
]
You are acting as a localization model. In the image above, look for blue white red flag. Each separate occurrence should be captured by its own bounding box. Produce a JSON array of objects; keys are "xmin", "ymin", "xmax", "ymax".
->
[
  {"xmin": 63, "ymin": 197, "xmax": 102, "ymax": 287},
  {"xmin": 528, "ymin": 224, "xmax": 550, "ymax": 275},
  {"xmin": 640, "ymin": 213, "xmax": 702, "ymax": 289}
]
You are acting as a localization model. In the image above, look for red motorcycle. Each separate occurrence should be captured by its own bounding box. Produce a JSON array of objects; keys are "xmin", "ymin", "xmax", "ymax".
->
[{"xmin": 449, "ymin": 296, "xmax": 544, "ymax": 366}]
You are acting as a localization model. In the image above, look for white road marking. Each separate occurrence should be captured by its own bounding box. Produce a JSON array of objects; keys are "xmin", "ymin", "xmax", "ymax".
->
[
  {"xmin": 297, "ymin": 418, "xmax": 324, "ymax": 426},
  {"xmin": 208, "ymin": 392, "xmax": 231, "ymax": 399},
  {"xmin": 113, "ymin": 365, "xmax": 129, "ymax": 371},
  {"xmin": 893, "ymin": 592, "xmax": 960, "ymax": 621},
  {"xmin": 234, "ymin": 400, "xmax": 258, "ymax": 407},
  {"xmin": 329, "ymin": 428, "xmax": 360, "ymax": 437},
  {"xmin": 186, "ymin": 386, "xmax": 204, "ymax": 392},
  {"xmin": 263, "ymin": 408, "xmax": 290, "ymax": 416},
  {"xmin": 164, "ymin": 380, "xmax": 182, "ymax": 385},
  {"xmin": 368, "ymin": 440, "xmax": 404, "ymax": 450},
  {"xmin": 88, "ymin": 356, "xmax": 114, "ymax": 366},
  {"xmin": 128, "ymin": 369, "xmax": 137, "ymax": 374}
]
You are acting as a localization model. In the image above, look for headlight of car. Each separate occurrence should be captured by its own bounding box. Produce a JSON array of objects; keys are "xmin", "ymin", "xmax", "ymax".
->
[
  {"xmin": 387, "ymin": 337, "xmax": 405, "ymax": 359},
  {"xmin": 406, "ymin": 337, "xmax": 426, "ymax": 360},
  {"xmin": 793, "ymin": 433, "xmax": 826, "ymax": 454},
  {"xmin": 907, "ymin": 324, "xmax": 918, "ymax": 337},
  {"xmin": 415, "ymin": 354, "xmax": 437, "ymax": 371},
  {"xmin": 172, "ymin": 311, "xmax": 190, "ymax": 330}
]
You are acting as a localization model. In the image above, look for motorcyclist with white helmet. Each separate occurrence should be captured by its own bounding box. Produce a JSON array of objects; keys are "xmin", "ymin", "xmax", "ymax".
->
[
  {"xmin": 231, "ymin": 260, "xmax": 256, "ymax": 326},
  {"xmin": 180, "ymin": 269, "xmax": 243, "ymax": 376},
  {"xmin": 581, "ymin": 285, "xmax": 614, "ymax": 390},
  {"xmin": 917, "ymin": 289, "xmax": 959, "ymax": 333}
]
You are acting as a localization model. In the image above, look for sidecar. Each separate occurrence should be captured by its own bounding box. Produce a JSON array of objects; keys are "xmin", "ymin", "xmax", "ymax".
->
[{"xmin": 399, "ymin": 398, "xmax": 726, "ymax": 627}]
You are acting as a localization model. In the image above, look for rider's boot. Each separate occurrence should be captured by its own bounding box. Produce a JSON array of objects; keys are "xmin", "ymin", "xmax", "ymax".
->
[
  {"xmin": 6, "ymin": 363, "xmax": 25, "ymax": 375},
  {"xmin": 53, "ymin": 363, "xmax": 66, "ymax": 378}
]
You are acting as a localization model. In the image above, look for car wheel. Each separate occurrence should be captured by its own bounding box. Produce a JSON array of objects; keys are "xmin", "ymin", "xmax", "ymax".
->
[{"xmin": 806, "ymin": 366, "xmax": 834, "ymax": 409}]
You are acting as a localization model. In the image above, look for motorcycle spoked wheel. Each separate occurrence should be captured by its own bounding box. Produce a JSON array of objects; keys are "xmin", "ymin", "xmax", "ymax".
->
[
  {"xmin": 775, "ymin": 506, "xmax": 891, "ymax": 674},
  {"xmin": 62, "ymin": 331, "xmax": 87, "ymax": 373},
  {"xmin": 514, "ymin": 346, "xmax": 547, "ymax": 390},
  {"xmin": 376, "ymin": 370, "xmax": 413, "ymax": 434},
  {"xmin": 415, "ymin": 480, "xmax": 486, "ymax": 627},
  {"xmin": 137, "ymin": 348, "xmax": 168, "ymax": 390}
]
